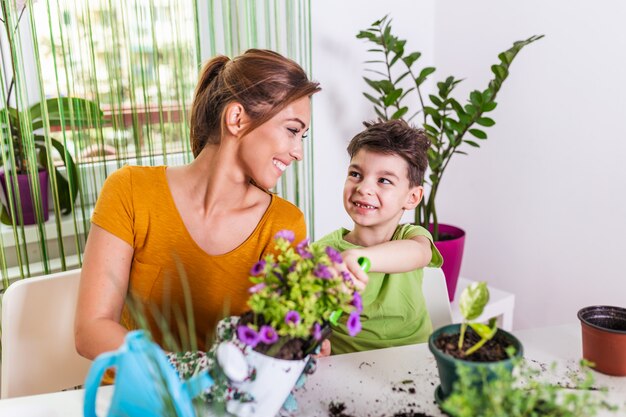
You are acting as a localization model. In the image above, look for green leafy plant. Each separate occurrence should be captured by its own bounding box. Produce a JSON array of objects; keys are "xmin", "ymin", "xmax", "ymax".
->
[
  {"xmin": 357, "ymin": 15, "xmax": 543, "ymax": 239},
  {"xmin": 457, "ymin": 281, "xmax": 498, "ymax": 356},
  {"xmin": 0, "ymin": 1, "xmax": 104, "ymax": 224},
  {"xmin": 237, "ymin": 230, "xmax": 363, "ymax": 358},
  {"xmin": 442, "ymin": 357, "xmax": 618, "ymax": 417}
]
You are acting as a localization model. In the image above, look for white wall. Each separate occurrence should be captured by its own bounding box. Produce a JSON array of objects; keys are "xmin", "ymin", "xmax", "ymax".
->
[{"xmin": 312, "ymin": 1, "xmax": 626, "ymax": 329}]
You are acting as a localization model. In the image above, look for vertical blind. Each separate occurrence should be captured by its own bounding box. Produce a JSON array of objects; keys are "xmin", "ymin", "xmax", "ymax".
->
[{"xmin": 0, "ymin": 0, "xmax": 314, "ymax": 288}]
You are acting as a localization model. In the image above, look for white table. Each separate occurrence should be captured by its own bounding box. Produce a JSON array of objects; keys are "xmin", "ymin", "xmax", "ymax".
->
[
  {"xmin": 0, "ymin": 324, "xmax": 624, "ymax": 417},
  {"xmin": 451, "ymin": 277, "xmax": 516, "ymax": 330}
]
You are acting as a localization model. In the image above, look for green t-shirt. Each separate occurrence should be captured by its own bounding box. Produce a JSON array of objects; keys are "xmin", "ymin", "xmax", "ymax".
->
[{"xmin": 315, "ymin": 224, "xmax": 443, "ymax": 355}]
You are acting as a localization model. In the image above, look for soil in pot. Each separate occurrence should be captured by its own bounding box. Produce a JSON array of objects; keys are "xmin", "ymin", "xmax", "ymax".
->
[
  {"xmin": 239, "ymin": 311, "xmax": 312, "ymax": 360},
  {"xmin": 434, "ymin": 327, "xmax": 513, "ymax": 362}
]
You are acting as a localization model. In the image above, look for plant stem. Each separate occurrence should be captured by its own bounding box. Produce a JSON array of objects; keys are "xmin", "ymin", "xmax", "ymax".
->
[
  {"xmin": 1, "ymin": 2, "xmax": 28, "ymax": 173},
  {"xmin": 458, "ymin": 322, "xmax": 467, "ymax": 350}
]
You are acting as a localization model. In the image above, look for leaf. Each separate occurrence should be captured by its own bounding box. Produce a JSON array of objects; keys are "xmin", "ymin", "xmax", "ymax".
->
[
  {"xmin": 458, "ymin": 281, "xmax": 490, "ymax": 321},
  {"xmin": 464, "ymin": 140, "xmax": 480, "ymax": 147},
  {"xmin": 469, "ymin": 128, "xmax": 487, "ymax": 139},
  {"xmin": 396, "ymin": 71, "xmax": 411, "ymax": 84},
  {"xmin": 418, "ymin": 66, "xmax": 436, "ymax": 80},
  {"xmin": 491, "ymin": 64, "xmax": 507, "ymax": 79},
  {"xmin": 468, "ymin": 322, "xmax": 497, "ymax": 340},
  {"xmin": 391, "ymin": 107, "xmax": 408, "ymax": 120},
  {"xmin": 363, "ymin": 77, "xmax": 382, "ymax": 92},
  {"xmin": 483, "ymin": 102, "xmax": 498, "ymax": 112},
  {"xmin": 378, "ymin": 80, "xmax": 394, "ymax": 94},
  {"xmin": 363, "ymin": 92, "xmax": 381, "ymax": 106},
  {"xmin": 402, "ymin": 51, "xmax": 421, "ymax": 68},
  {"xmin": 476, "ymin": 117, "xmax": 495, "ymax": 127},
  {"xmin": 429, "ymin": 94, "xmax": 443, "ymax": 107},
  {"xmin": 469, "ymin": 90, "xmax": 483, "ymax": 106},
  {"xmin": 383, "ymin": 89, "xmax": 403, "ymax": 107}
]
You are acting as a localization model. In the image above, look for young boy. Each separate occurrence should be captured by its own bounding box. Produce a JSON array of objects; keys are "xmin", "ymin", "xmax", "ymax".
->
[{"xmin": 316, "ymin": 119, "xmax": 443, "ymax": 354}]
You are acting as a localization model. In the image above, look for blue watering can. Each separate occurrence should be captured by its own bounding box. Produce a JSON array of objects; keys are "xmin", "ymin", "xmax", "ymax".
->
[{"xmin": 83, "ymin": 330, "xmax": 213, "ymax": 417}]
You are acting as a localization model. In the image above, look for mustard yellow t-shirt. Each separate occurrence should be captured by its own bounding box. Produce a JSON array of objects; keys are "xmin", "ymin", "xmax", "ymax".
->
[{"xmin": 91, "ymin": 165, "xmax": 306, "ymax": 351}]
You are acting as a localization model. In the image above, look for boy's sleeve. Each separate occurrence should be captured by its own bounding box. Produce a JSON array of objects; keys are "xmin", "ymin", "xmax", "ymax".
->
[{"xmin": 398, "ymin": 224, "xmax": 443, "ymax": 268}]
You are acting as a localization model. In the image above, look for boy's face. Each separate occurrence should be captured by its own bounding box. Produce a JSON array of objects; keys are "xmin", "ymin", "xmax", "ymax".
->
[{"xmin": 343, "ymin": 149, "xmax": 423, "ymax": 230}]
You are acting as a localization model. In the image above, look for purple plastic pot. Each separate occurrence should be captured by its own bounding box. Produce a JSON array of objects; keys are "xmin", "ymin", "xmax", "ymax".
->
[
  {"xmin": 0, "ymin": 170, "xmax": 50, "ymax": 225},
  {"xmin": 430, "ymin": 224, "xmax": 465, "ymax": 302}
]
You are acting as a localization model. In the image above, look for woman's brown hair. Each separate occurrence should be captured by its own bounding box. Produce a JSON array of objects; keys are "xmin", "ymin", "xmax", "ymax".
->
[{"xmin": 190, "ymin": 49, "xmax": 321, "ymax": 157}]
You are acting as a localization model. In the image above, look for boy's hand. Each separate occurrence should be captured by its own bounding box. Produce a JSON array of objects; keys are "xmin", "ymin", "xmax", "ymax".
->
[{"xmin": 339, "ymin": 249, "xmax": 369, "ymax": 290}]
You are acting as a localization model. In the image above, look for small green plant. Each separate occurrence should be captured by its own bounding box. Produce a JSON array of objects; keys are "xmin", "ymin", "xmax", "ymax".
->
[
  {"xmin": 457, "ymin": 281, "xmax": 497, "ymax": 356},
  {"xmin": 0, "ymin": 1, "xmax": 104, "ymax": 224},
  {"xmin": 237, "ymin": 230, "xmax": 362, "ymax": 358},
  {"xmin": 357, "ymin": 15, "xmax": 543, "ymax": 240},
  {"xmin": 442, "ymin": 357, "xmax": 618, "ymax": 417}
]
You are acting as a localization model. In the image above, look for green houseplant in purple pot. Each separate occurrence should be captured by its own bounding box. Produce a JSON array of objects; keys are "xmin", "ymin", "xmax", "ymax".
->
[
  {"xmin": 428, "ymin": 281, "xmax": 523, "ymax": 403},
  {"xmin": 0, "ymin": 1, "xmax": 103, "ymax": 225},
  {"xmin": 356, "ymin": 15, "xmax": 543, "ymax": 300}
]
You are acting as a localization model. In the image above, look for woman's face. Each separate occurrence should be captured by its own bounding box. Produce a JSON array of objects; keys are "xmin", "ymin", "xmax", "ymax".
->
[{"xmin": 239, "ymin": 96, "xmax": 311, "ymax": 189}]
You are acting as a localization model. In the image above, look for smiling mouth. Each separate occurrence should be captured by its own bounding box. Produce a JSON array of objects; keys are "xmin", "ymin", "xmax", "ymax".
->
[
  {"xmin": 353, "ymin": 201, "xmax": 377, "ymax": 210},
  {"xmin": 273, "ymin": 159, "xmax": 287, "ymax": 172}
]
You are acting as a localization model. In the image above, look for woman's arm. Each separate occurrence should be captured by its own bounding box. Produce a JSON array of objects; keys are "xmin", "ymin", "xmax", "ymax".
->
[{"xmin": 74, "ymin": 224, "xmax": 134, "ymax": 359}]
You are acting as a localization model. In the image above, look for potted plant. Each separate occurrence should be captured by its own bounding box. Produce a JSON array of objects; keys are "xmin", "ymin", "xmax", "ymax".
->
[
  {"xmin": 428, "ymin": 281, "xmax": 523, "ymax": 402},
  {"xmin": 356, "ymin": 15, "xmax": 543, "ymax": 299},
  {"xmin": 441, "ymin": 356, "xmax": 617, "ymax": 416},
  {"xmin": 0, "ymin": 0, "xmax": 103, "ymax": 225},
  {"xmin": 169, "ymin": 230, "xmax": 363, "ymax": 417}
]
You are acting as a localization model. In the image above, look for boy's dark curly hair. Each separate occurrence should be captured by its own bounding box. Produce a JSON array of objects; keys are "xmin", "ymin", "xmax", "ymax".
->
[{"xmin": 347, "ymin": 119, "xmax": 430, "ymax": 187}]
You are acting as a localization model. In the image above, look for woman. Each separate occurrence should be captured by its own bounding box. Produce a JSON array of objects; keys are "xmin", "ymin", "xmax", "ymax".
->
[{"xmin": 75, "ymin": 49, "xmax": 321, "ymax": 359}]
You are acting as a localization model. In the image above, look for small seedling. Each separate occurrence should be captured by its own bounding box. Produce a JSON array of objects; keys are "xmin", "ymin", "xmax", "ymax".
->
[{"xmin": 457, "ymin": 281, "xmax": 497, "ymax": 356}]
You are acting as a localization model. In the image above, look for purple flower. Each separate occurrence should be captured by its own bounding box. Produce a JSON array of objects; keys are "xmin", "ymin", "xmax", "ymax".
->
[
  {"xmin": 275, "ymin": 230, "xmax": 295, "ymax": 243},
  {"xmin": 285, "ymin": 310, "xmax": 301, "ymax": 325},
  {"xmin": 351, "ymin": 292, "xmax": 363, "ymax": 312},
  {"xmin": 237, "ymin": 325, "xmax": 260, "ymax": 347},
  {"xmin": 312, "ymin": 323, "xmax": 322, "ymax": 341},
  {"xmin": 248, "ymin": 283, "xmax": 266, "ymax": 293},
  {"xmin": 347, "ymin": 311, "xmax": 362, "ymax": 336},
  {"xmin": 341, "ymin": 271, "xmax": 352, "ymax": 283},
  {"xmin": 258, "ymin": 325, "xmax": 279, "ymax": 344},
  {"xmin": 325, "ymin": 246, "xmax": 343, "ymax": 264},
  {"xmin": 296, "ymin": 239, "xmax": 313, "ymax": 259},
  {"xmin": 313, "ymin": 264, "xmax": 333, "ymax": 279},
  {"xmin": 250, "ymin": 260, "xmax": 266, "ymax": 276}
]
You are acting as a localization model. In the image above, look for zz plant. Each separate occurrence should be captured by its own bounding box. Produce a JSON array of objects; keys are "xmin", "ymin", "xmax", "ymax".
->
[{"xmin": 357, "ymin": 15, "xmax": 543, "ymax": 240}]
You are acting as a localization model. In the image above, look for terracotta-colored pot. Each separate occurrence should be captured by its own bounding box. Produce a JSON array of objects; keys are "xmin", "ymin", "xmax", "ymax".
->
[{"xmin": 578, "ymin": 305, "xmax": 626, "ymax": 376}]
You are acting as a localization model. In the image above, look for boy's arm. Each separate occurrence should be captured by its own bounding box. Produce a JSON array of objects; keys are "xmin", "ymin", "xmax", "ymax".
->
[{"xmin": 341, "ymin": 235, "xmax": 433, "ymax": 278}]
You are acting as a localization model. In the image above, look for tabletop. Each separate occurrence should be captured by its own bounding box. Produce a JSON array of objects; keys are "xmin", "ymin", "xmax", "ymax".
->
[{"xmin": 0, "ymin": 323, "xmax": 624, "ymax": 417}]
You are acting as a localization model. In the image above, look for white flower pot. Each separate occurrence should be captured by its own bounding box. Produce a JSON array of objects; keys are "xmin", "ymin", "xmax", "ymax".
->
[{"xmin": 225, "ymin": 345, "xmax": 309, "ymax": 417}]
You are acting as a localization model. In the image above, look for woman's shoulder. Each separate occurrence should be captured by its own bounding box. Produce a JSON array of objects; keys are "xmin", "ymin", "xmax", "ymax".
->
[{"xmin": 268, "ymin": 194, "xmax": 304, "ymax": 219}]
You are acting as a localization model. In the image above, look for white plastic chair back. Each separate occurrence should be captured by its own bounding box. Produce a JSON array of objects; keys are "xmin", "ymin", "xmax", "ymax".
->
[
  {"xmin": 422, "ymin": 267, "xmax": 452, "ymax": 330},
  {"xmin": 1, "ymin": 269, "xmax": 92, "ymax": 398}
]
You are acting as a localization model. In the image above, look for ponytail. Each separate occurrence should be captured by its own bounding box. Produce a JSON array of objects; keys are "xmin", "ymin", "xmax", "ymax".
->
[{"xmin": 190, "ymin": 56, "xmax": 230, "ymax": 157}]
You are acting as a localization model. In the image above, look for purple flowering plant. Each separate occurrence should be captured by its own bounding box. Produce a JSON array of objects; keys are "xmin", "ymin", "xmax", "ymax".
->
[{"xmin": 237, "ymin": 230, "xmax": 363, "ymax": 358}]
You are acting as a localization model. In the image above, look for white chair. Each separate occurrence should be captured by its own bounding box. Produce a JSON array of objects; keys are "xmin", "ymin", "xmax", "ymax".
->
[
  {"xmin": 1, "ymin": 269, "xmax": 92, "ymax": 398},
  {"xmin": 422, "ymin": 267, "xmax": 453, "ymax": 330}
]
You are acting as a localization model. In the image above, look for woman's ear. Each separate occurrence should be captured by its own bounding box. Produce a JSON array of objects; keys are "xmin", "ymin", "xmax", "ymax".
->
[
  {"xmin": 224, "ymin": 102, "xmax": 249, "ymax": 137},
  {"xmin": 403, "ymin": 185, "xmax": 424, "ymax": 210}
]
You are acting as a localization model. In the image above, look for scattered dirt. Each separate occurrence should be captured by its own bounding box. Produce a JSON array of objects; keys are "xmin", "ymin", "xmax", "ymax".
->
[
  {"xmin": 328, "ymin": 401, "xmax": 355, "ymax": 417},
  {"xmin": 434, "ymin": 328, "xmax": 513, "ymax": 361}
]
